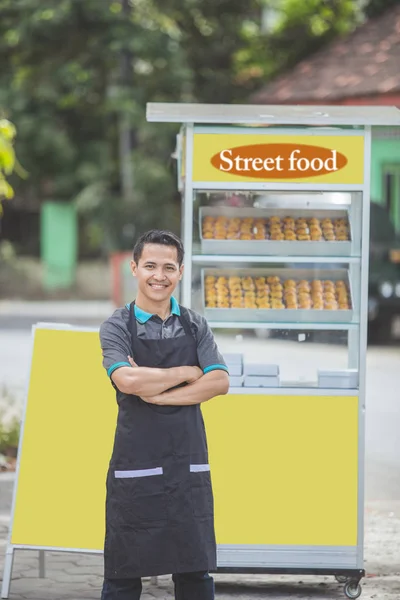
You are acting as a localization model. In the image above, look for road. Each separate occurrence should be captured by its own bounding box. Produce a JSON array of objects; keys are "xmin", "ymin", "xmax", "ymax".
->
[{"xmin": 1, "ymin": 323, "xmax": 400, "ymax": 599}]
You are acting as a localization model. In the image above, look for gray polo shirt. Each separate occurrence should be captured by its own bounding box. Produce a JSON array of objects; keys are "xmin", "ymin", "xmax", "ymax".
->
[{"xmin": 100, "ymin": 296, "xmax": 228, "ymax": 380}]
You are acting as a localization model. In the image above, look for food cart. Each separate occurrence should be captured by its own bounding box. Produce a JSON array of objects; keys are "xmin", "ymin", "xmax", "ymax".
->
[{"xmin": 147, "ymin": 104, "xmax": 400, "ymax": 599}]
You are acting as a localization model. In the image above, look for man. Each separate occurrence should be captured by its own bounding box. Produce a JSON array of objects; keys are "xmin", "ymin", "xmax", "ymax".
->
[{"xmin": 99, "ymin": 229, "xmax": 229, "ymax": 600}]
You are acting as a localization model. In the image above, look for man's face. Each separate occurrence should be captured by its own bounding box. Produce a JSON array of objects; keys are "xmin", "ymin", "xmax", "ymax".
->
[{"xmin": 131, "ymin": 244, "xmax": 183, "ymax": 304}]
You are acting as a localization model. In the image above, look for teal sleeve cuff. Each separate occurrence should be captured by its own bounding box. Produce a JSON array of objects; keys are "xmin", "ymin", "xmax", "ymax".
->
[
  {"xmin": 203, "ymin": 364, "xmax": 229, "ymax": 375},
  {"xmin": 107, "ymin": 362, "xmax": 131, "ymax": 378}
]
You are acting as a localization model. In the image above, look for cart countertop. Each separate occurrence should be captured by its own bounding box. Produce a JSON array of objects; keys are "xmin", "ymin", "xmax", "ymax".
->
[{"xmin": 146, "ymin": 103, "xmax": 400, "ymax": 126}]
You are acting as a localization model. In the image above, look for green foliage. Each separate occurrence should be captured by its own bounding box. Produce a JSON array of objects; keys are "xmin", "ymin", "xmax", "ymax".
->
[
  {"xmin": 0, "ymin": 0, "xmax": 364, "ymax": 254},
  {"xmin": 0, "ymin": 118, "xmax": 17, "ymax": 214},
  {"xmin": 0, "ymin": 415, "xmax": 20, "ymax": 453}
]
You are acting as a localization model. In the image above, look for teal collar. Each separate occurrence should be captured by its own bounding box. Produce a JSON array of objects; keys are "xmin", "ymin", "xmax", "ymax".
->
[{"xmin": 126, "ymin": 297, "xmax": 181, "ymax": 324}]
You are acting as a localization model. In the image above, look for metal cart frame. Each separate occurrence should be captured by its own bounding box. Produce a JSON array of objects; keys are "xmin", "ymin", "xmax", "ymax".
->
[{"xmin": 146, "ymin": 104, "xmax": 400, "ymax": 599}]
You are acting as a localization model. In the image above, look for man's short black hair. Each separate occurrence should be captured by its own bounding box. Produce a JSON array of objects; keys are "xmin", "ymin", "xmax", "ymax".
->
[{"xmin": 133, "ymin": 230, "xmax": 184, "ymax": 266}]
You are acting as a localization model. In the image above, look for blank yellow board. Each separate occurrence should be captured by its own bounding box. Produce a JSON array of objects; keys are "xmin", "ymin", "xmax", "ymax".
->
[{"xmin": 11, "ymin": 328, "xmax": 358, "ymax": 550}]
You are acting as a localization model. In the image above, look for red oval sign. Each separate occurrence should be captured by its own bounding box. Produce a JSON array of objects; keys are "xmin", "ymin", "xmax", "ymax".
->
[{"xmin": 210, "ymin": 143, "xmax": 348, "ymax": 178}]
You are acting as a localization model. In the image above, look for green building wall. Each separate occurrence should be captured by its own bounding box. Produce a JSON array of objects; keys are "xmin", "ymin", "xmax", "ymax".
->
[
  {"xmin": 40, "ymin": 201, "xmax": 78, "ymax": 290},
  {"xmin": 371, "ymin": 130, "xmax": 400, "ymax": 231}
]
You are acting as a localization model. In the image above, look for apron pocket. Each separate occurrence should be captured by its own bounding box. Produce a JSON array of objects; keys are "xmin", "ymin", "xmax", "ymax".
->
[
  {"xmin": 190, "ymin": 464, "xmax": 213, "ymax": 517},
  {"xmin": 112, "ymin": 467, "xmax": 167, "ymax": 525}
]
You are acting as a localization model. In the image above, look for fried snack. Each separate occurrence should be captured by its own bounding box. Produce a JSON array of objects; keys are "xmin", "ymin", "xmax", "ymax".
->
[
  {"xmin": 256, "ymin": 299, "xmax": 271, "ymax": 309},
  {"xmin": 323, "ymin": 291, "xmax": 336, "ymax": 302},
  {"xmin": 266, "ymin": 276, "xmax": 280, "ymax": 285},
  {"xmin": 271, "ymin": 232, "xmax": 285, "ymax": 241},
  {"xmin": 311, "ymin": 292, "xmax": 323, "ymax": 303},
  {"xmin": 324, "ymin": 301, "xmax": 338, "ymax": 310},
  {"xmin": 228, "ymin": 275, "xmax": 240, "ymax": 284},
  {"xmin": 255, "ymin": 276, "xmax": 265, "ymax": 287},
  {"xmin": 323, "ymin": 280, "xmax": 335, "ymax": 288},
  {"xmin": 269, "ymin": 216, "xmax": 281, "ymax": 225},
  {"xmin": 297, "ymin": 279, "xmax": 311, "ymax": 290},
  {"xmin": 283, "ymin": 279, "xmax": 296, "ymax": 288},
  {"xmin": 284, "ymin": 291, "xmax": 297, "ymax": 299},
  {"xmin": 242, "ymin": 277, "xmax": 255, "ymax": 290},
  {"xmin": 283, "ymin": 217, "xmax": 295, "ymax": 227},
  {"xmin": 312, "ymin": 301, "xmax": 324, "ymax": 310},
  {"xmin": 284, "ymin": 230, "xmax": 297, "ymax": 241},
  {"xmin": 271, "ymin": 300, "xmax": 285, "ymax": 309},
  {"xmin": 311, "ymin": 279, "xmax": 323, "ymax": 290},
  {"xmin": 230, "ymin": 300, "xmax": 243, "ymax": 309},
  {"xmin": 298, "ymin": 234, "xmax": 311, "ymax": 241},
  {"xmin": 311, "ymin": 232, "xmax": 323, "ymax": 241},
  {"xmin": 286, "ymin": 298, "xmax": 298, "ymax": 309},
  {"xmin": 271, "ymin": 290, "xmax": 283, "ymax": 300},
  {"xmin": 217, "ymin": 302, "xmax": 230, "ymax": 309},
  {"xmin": 299, "ymin": 300, "xmax": 312, "ymax": 310}
]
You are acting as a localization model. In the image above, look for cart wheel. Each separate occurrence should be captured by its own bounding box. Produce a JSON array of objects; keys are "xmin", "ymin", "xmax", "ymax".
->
[
  {"xmin": 344, "ymin": 581, "xmax": 362, "ymax": 599},
  {"xmin": 335, "ymin": 575, "xmax": 349, "ymax": 583}
]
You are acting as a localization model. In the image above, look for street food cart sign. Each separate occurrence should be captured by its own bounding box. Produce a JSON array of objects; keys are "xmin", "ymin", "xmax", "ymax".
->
[{"xmin": 193, "ymin": 134, "xmax": 365, "ymax": 184}]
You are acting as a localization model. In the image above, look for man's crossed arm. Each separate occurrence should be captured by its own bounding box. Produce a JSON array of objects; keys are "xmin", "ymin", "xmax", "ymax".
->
[
  {"xmin": 111, "ymin": 357, "xmax": 229, "ymax": 406},
  {"xmin": 111, "ymin": 360, "xmax": 203, "ymax": 397}
]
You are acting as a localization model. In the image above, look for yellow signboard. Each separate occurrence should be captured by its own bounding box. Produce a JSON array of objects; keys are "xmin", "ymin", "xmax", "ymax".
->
[
  {"xmin": 193, "ymin": 133, "xmax": 365, "ymax": 184},
  {"xmin": 10, "ymin": 326, "xmax": 358, "ymax": 551}
]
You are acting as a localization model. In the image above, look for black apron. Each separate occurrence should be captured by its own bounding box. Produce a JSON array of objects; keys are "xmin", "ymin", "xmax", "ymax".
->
[{"xmin": 104, "ymin": 303, "xmax": 217, "ymax": 579}]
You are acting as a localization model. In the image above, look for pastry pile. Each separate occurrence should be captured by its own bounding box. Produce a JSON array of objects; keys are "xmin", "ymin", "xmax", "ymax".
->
[
  {"xmin": 202, "ymin": 216, "xmax": 350, "ymax": 242},
  {"xmin": 204, "ymin": 275, "xmax": 351, "ymax": 310}
]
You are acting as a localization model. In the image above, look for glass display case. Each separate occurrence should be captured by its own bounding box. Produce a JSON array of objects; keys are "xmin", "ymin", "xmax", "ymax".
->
[{"xmin": 189, "ymin": 189, "xmax": 363, "ymax": 390}]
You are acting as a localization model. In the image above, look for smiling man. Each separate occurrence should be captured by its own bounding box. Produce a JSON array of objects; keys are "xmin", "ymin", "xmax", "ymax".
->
[{"xmin": 99, "ymin": 229, "xmax": 229, "ymax": 600}]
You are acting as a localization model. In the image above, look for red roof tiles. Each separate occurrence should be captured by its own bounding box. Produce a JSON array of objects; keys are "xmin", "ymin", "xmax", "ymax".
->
[{"xmin": 252, "ymin": 5, "xmax": 400, "ymax": 104}]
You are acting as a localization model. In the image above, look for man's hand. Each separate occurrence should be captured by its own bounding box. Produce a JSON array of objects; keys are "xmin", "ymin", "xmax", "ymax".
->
[
  {"xmin": 128, "ymin": 356, "xmax": 202, "ymax": 385},
  {"xmin": 186, "ymin": 366, "xmax": 203, "ymax": 384},
  {"xmin": 127, "ymin": 355, "xmax": 138, "ymax": 367},
  {"xmin": 140, "ymin": 394, "xmax": 163, "ymax": 405}
]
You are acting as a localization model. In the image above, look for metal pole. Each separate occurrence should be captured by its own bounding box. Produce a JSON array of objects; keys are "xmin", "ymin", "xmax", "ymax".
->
[
  {"xmin": 0, "ymin": 546, "xmax": 14, "ymax": 598},
  {"xmin": 119, "ymin": 0, "xmax": 134, "ymax": 200},
  {"xmin": 38, "ymin": 550, "xmax": 46, "ymax": 578}
]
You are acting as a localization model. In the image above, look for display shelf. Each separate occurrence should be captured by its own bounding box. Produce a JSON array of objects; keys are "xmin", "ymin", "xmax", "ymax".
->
[
  {"xmin": 227, "ymin": 387, "xmax": 359, "ymax": 396},
  {"xmin": 199, "ymin": 206, "xmax": 355, "ymax": 257},
  {"xmin": 208, "ymin": 321, "xmax": 359, "ymax": 330},
  {"xmin": 202, "ymin": 267, "xmax": 356, "ymax": 324},
  {"xmin": 193, "ymin": 255, "xmax": 361, "ymax": 264}
]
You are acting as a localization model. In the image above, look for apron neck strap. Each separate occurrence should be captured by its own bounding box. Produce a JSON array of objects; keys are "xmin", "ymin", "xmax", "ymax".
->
[{"xmin": 128, "ymin": 301, "xmax": 193, "ymax": 338}]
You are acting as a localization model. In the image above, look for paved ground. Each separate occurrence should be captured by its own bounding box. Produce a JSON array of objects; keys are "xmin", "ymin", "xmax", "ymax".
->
[
  {"xmin": 1, "ymin": 304, "xmax": 400, "ymax": 598},
  {"xmin": 1, "ymin": 496, "xmax": 400, "ymax": 599}
]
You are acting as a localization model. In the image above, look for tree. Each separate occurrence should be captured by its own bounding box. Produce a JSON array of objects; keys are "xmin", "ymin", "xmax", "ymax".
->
[{"xmin": 0, "ymin": 0, "xmax": 362, "ymax": 256}]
